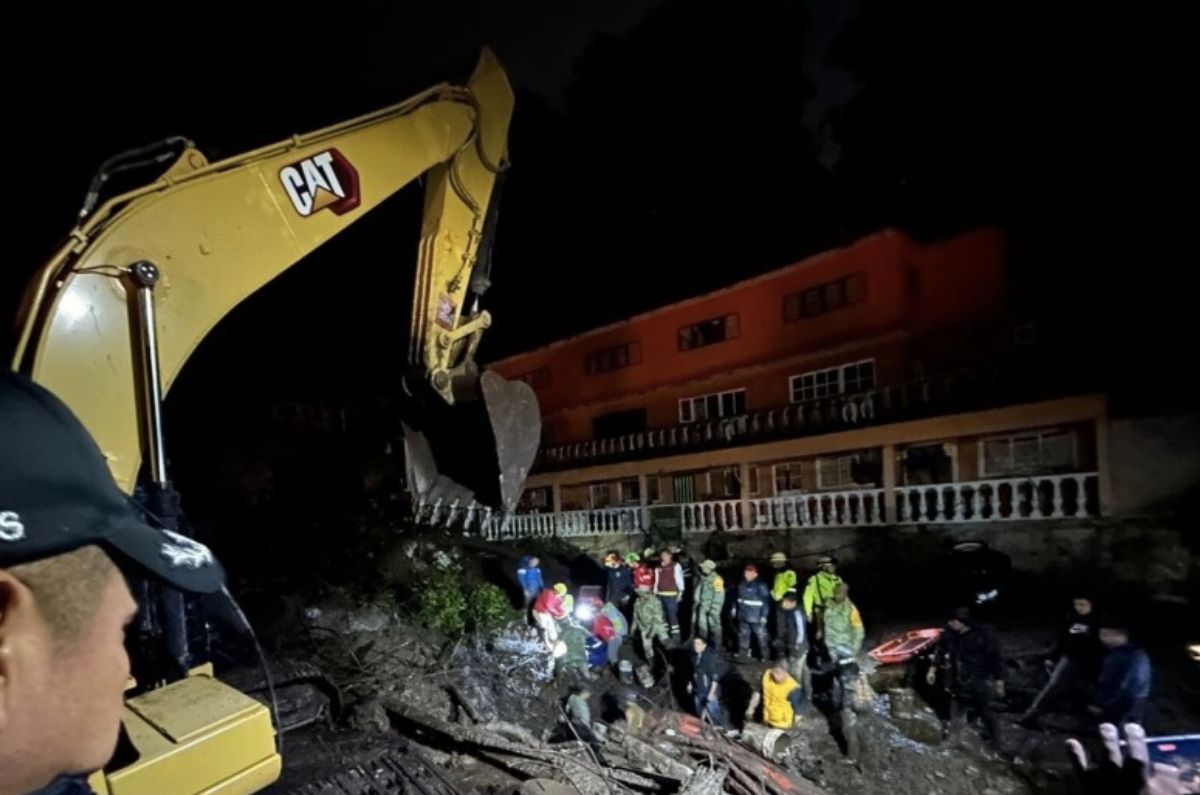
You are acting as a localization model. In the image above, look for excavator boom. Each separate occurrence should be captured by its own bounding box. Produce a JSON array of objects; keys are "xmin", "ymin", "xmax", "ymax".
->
[{"xmin": 12, "ymin": 48, "xmax": 537, "ymax": 520}]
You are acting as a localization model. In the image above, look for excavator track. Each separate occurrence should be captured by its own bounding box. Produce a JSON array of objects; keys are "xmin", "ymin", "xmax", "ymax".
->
[{"xmin": 284, "ymin": 746, "xmax": 462, "ymax": 795}]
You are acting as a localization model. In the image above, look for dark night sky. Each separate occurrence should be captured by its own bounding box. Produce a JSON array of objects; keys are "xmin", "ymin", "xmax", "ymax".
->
[{"xmin": 3, "ymin": 1, "xmax": 1183, "ymax": 410}]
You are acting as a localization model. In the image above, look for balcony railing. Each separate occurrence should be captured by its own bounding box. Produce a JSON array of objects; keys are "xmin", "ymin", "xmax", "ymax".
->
[
  {"xmin": 482, "ymin": 473, "xmax": 1099, "ymax": 540},
  {"xmin": 535, "ymin": 366, "xmax": 1092, "ymax": 472}
]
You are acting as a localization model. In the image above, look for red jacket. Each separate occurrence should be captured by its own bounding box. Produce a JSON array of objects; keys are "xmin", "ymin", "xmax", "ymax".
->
[
  {"xmin": 633, "ymin": 564, "xmax": 655, "ymax": 590},
  {"xmin": 593, "ymin": 614, "xmax": 616, "ymax": 641},
  {"xmin": 533, "ymin": 589, "xmax": 566, "ymax": 619}
]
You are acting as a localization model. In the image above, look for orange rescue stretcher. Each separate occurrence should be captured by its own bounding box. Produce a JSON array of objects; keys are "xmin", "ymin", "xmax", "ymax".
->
[{"xmin": 868, "ymin": 628, "xmax": 943, "ymax": 665}]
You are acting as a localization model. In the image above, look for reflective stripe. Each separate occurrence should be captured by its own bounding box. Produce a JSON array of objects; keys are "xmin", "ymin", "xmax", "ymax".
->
[
  {"xmin": 741, "ymin": 600, "xmax": 764, "ymax": 606},
  {"xmin": 658, "ymin": 591, "xmax": 679, "ymax": 597}
]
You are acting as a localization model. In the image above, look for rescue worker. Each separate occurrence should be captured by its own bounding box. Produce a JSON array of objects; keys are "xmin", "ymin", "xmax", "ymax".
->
[
  {"xmin": 1019, "ymin": 594, "xmax": 1102, "ymax": 728},
  {"xmin": 559, "ymin": 619, "xmax": 597, "ymax": 681},
  {"xmin": 802, "ymin": 555, "xmax": 844, "ymax": 640},
  {"xmin": 688, "ymin": 635, "xmax": 725, "ymax": 725},
  {"xmin": 808, "ymin": 640, "xmax": 862, "ymax": 763},
  {"xmin": 631, "ymin": 584, "xmax": 669, "ymax": 660},
  {"xmin": 734, "ymin": 565, "xmax": 771, "ymax": 661},
  {"xmin": 926, "ymin": 607, "xmax": 1004, "ymax": 745},
  {"xmin": 593, "ymin": 599, "xmax": 629, "ymax": 667},
  {"xmin": 604, "ymin": 551, "xmax": 633, "ymax": 606},
  {"xmin": 693, "ymin": 559, "xmax": 725, "ymax": 649},
  {"xmin": 654, "ymin": 549, "xmax": 686, "ymax": 639},
  {"xmin": 631, "ymin": 553, "xmax": 655, "ymax": 592},
  {"xmin": 0, "ymin": 373, "xmax": 228, "ymax": 795},
  {"xmin": 1091, "ymin": 619, "xmax": 1152, "ymax": 728},
  {"xmin": 746, "ymin": 659, "xmax": 806, "ymax": 730},
  {"xmin": 516, "ymin": 555, "xmax": 544, "ymax": 611},
  {"xmin": 822, "ymin": 583, "xmax": 864, "ymax": 663},
  {"xmin": 554, "ymin": 582, "xmax": 575, "ymax": 618},
  {"xmin": 532, "ymin": 586, "xmax": 568, "ymax": 648},
  {"xmin": 769, "ymin": 551, "xmax": 798, "ymax": 603},
  {"xmin": 775, "ymin": 592, "xmax": 808, "ymax": 684}
]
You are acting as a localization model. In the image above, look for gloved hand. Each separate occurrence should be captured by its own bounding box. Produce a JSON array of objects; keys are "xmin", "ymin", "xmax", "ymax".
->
[{"xmin": 744, "ymin": 708, "xmax": 754, "ymax": 721}]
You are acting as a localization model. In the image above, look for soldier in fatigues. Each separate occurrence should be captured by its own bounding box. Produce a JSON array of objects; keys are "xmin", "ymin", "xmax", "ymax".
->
[
  {"xmin": 631, "ymin": 584, "xmax": 669, "ymax": 660},
  {"xmin": 693, "ymin": 559, "xmax": 725, "ymax": 649}
]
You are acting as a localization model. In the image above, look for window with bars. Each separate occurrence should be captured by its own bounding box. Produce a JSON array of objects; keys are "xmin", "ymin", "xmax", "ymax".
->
[
  {"xmin": 584, "ymin": 341, "xmax": 642, "ymax": 375},
  {"xmin": 679, "ymin": 388, "xmax": 746, "ymax": 423},
  {"xmin": 789, "ymin": 359, "xmax": 876, "ymax": 402},
  {"xmin": 679, "ymin": 314, "xmax": 739, "ymax": 351},
  {"xmin": 783, "ymin": 273, "xmax": 867, "ymax": 322},
  {"xmin": 981, "ymin": 430, "xmax": 1075, "ymax": 476}
]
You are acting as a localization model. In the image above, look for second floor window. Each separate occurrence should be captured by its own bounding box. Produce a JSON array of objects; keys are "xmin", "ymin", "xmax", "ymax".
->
[
  {"xmin": 514, "ymin": 367, "xmax": 552, "ymax": 391},
  {"xmin": 679, "ymin": 314, "xmax": 739, "ymax": 351},
  {"xmin": 784, "ymin": 273, "xmax": 867, "ymax": 321},
  {"xmin": 585, "ymin": 341, "xmax": 642, "ymax": 375},
  {"xmin": 790, "ymin": 359, "xmax": 876, "ymax": 402},
  {"xmin": 679, "ymin": 388, "xmax": 745, "ymax": 423}
]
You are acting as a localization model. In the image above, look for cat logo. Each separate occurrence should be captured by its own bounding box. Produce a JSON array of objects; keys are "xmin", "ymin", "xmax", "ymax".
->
[{"xmin": 279, "ymin": 149, "xmax": 361, "ymax": 217}]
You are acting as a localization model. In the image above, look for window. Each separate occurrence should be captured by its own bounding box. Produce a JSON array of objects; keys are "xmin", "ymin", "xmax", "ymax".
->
[
  {"xmin": 774, "ymin": 461, "xmax": 804, "ymax": 494},
  {"xmin": 647, "ymin": 476, "xmax": 661, "ymax": 503},
  {"xmin": 789, "ymin": 359, "xmax": 876, "ymax": 402},
  {"xmin": 709, "ymin": 467, "xmax": 740, "ymax": 498},
  {"xmin": 981, "ymin": 430, "xmax": 1075, "ymax": 476},
  {"xmin": 816, "ymin": 455, "xmax": 859, "ymax": 490},
  {"xmin": 679, "ymin": 388, "xmax": 746, "ymax": 423},
  {"xmin": 619, "ymin": 478, "xmax": 640, "ymax": 504},
  {"xmin": 679, "ymin": 314, "xmax": 739, "ymax": 351},
  {"xmin": 590, "ymin": 483, "xmax": 613, "ymax": 508},
  {"xmin": 585, "ymin": 341, "xmax": 642, "ymax": 375},
  {"xmin": 514, "ymin": 367, "xmax": 552, "ymax": 391},
  {"xmin": 784, "ymin": 273, "xmax": 867, "ymax": 322},
  {"xmin": 592, "ymin": 408, "xmax": 647, "ymax": 438},
  {"xmin": 748, "ymin": 465, "xmax": 760, "ymax": 496}
]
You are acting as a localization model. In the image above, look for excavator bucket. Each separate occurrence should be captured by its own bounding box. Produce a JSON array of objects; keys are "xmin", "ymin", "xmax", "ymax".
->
[{"xmin": 403, "ymin": 370, "xmax": 540, "ymax": 524}]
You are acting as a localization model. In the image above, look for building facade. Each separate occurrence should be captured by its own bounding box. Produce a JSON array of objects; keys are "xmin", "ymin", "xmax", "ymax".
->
[{"xmin": 488, "ymin": 228, "xmax": 1108, "ymax": 541}]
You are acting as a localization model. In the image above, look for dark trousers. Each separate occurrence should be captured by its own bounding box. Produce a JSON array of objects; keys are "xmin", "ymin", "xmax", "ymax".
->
[
  {"xmin": 951, "ymin": 692, "xmax": 998, "ymax": 742},
  {"xmin": 660, "ymin": 594, "xmax": 680, "ymax": 634},
  {"xmin": 738, "ymin": 620, "xmax": 769, "ymax": 659},
  {"xmin": 1032, "ymin": 657, "xmax": 1095, "ymax": 716}
]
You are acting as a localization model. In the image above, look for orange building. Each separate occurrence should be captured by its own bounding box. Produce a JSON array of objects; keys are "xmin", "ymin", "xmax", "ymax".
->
[{"xmin": 490, "ymin": 228, "xmax": 1107, "ymax": 539}]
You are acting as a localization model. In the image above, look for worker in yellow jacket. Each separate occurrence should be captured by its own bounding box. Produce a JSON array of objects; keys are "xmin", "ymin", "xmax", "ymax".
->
[
  {"xmin": 746, "ymin": 659, "xmax": 806, "ymax": 729},
  {"xmin": 802, "ymin": 555, "xmax": 844, "ymax": 640}
]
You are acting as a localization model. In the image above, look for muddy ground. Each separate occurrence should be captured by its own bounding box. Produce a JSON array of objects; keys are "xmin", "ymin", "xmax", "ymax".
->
[{"xmin": 236, "ymin": 536, "xmax": 1198, "ymax": 795}]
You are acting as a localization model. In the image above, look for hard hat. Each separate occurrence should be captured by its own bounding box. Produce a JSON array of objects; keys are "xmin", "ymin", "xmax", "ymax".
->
[
  {"xmin": 667, "ymin": 544, "xmax": 683, "ymax": 554},
  {"xmin": 625, "ymin": 552, "xmax": 640, "ymax": 564},
  {"xmin": 700, "ymin": 559, "xmax": 717, "ymax": 573},
  {"xmin": 770, "ymin": 552, "xmax": 787, "ymax": 564},
  {"xmin": 604, "ymin": 552, "xmax": 620, "ymax": 565},
  {"xmin": 643, "ymin": 546, "xmax": 655, "ymax": 558},
  {"xmin": 554, "ymin": 582, "xmax": 568, "ymax": 596}
]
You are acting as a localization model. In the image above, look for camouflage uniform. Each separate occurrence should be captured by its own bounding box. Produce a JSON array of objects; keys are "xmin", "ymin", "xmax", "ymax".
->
[
  {"xmin": 559, "ymin": 622, "xmax": 593, "ymax": 678},
  {"xmin": 631, "ymin": 589, "xmax": 669, "ymax": 658},
  {"xmin": 694, "ymin": 567, "xmax": 726, "ymax": 647}
]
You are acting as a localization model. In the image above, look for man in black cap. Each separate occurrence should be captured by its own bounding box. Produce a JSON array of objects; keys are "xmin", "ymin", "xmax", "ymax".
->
[
  {"xmin": 0, "ymin": 372, "xmax": 227, "ymax": 794},
  {"xmin": 926, "ymin": 606, "xmax": 1005, "ymax": 746}
]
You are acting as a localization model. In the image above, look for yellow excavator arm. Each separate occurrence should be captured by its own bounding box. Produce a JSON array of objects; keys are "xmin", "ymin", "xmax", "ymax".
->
[{"xmin": 12, "ymin": 47, "xmax": 538, "ymax": 518}]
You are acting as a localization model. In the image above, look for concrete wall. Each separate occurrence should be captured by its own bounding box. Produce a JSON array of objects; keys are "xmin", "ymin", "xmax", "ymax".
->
[{"xmin": 1107, "ymin": 414, "xmax": 1200, "ymax": 515}]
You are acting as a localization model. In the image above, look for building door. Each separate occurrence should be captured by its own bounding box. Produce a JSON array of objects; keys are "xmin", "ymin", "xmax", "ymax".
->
[{"xmin": 673, "ymin": 474, "xmax": 695, "ymax": 503}]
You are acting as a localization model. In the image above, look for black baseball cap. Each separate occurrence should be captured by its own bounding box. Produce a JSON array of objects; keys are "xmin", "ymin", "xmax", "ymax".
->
[{"xmin": 0, "ymin": 372, "xmax": 225, "ymax": 593}]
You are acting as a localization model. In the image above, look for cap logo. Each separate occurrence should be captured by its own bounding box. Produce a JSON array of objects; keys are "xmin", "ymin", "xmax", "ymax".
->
[
  {"xmin": 0, "ymin": 510, "xmax": 25, "ymax": 542},
  {"xmin": 160, "ymin": 529, "xmax": 215, "ymax": 570}
]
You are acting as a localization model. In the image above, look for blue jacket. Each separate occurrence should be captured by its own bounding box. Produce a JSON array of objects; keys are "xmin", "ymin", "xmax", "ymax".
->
[
  {"xmin": 606, "ymin": 565, "xmax": 633, "ymax": 603},
  {"xmin": 1095, "ymin": 644, "xmax": 1152, "ymax": 713},
  {"xmin": 736, "ymin": 579, "xmax": 771, "ymax": 624},
  {"xmin": 516, "ymin": 556, "xmax": 544, "ymax": 594}
]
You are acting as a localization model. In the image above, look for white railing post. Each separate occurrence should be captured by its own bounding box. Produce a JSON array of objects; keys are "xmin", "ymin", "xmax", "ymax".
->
[{"xmin": 1050, "ymin": 476, "xmax": 1066, "ymax": 518}]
